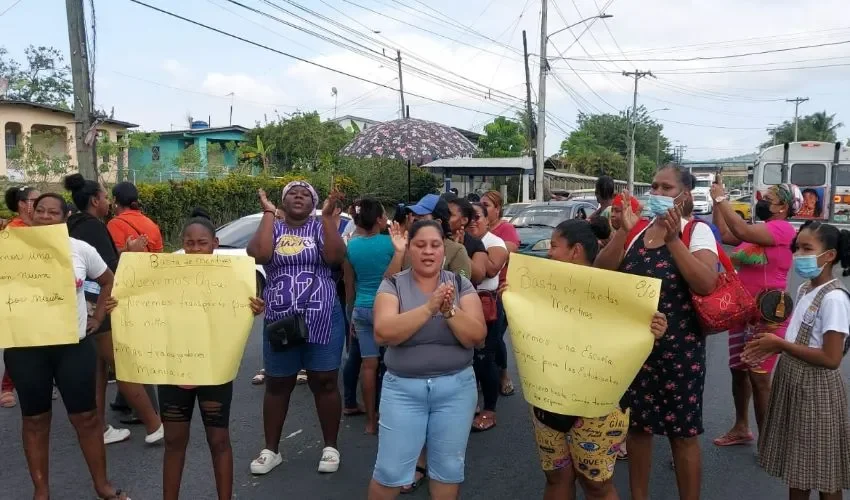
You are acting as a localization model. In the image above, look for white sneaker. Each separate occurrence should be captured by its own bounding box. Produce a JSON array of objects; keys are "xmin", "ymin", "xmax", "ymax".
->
[
  {"xmin": 251, "ymin": 449, "xmax": 283, "ymax": 475},
  {"xmin": 317, "ymin": 446, "xmax": 340, "ymax": 473},
  {"xmin": 145, "ymin": 424, "xmax": 164, "ymax": 444},
  {"xmin": 104, "ymin": 425, "xmax": 130, "ymax": 445}
]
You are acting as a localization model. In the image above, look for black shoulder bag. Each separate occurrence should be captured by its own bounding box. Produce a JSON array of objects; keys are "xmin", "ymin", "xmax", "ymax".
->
[{"xmin": 266, "ymin": 224, "xmax": 320, "ymax": 351}]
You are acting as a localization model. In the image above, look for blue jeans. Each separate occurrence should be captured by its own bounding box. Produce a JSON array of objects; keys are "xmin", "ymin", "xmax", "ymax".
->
[
  {"xmin": 262, "ymin": 303, "xmax": 345, "ymax": 378},
  {"xmin": 372, "ymin": 366, "xmax": 477, "ymax": 487},
  {"xmin": 352, "ymin": 307, "xmax": 380, "ymax": 358}
]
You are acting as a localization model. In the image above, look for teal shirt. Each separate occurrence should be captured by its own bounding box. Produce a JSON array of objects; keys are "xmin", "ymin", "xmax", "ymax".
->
[{"xmin": 347, "ymin": 233, "xmax": 394, "ymax": 308}]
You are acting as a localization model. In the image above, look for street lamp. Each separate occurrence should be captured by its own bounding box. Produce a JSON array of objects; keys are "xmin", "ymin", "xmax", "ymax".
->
[{"xmin": 535, "ymin": 12, "xmax": 614, "ymax": 202}]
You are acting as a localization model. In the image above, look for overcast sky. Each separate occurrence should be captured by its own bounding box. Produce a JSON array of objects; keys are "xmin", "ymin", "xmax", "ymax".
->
[{"xmin": 2, "ymin": 0, "xmax": 848, "ymax": 161}]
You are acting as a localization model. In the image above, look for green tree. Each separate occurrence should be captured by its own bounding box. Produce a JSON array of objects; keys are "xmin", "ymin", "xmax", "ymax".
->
[
  {"xmin": 760, "ymin": 111, "xmax": 844, "ymax": 148},
  {"xmin": 478, "ymin": 116, "xmax": 526, "ymax": 157},
  {"xmin": 246, "ymin": 111, "xmax": 353, "ymax": 171},
  {"xmin": 6, "ymin": 128, "xmax": 73, "ymax": 188},
  {"xmin": 0, "ymin": 46, "xmax": 73, "ymax": 108},
  {"xmin": 558, "ymin": 107, "xmax": 671, "ymax": 182}
]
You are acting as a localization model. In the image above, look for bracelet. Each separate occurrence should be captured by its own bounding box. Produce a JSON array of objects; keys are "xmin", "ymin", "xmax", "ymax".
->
[
  {"xmin": 263, "ymin": 209, "xmax": 276, "ymax": 215},
  {"xmin": 713, "ymin": 196, "xmax": 727, "ymax": 203}
]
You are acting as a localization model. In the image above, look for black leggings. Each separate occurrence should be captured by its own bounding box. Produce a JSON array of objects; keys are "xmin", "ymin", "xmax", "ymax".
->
[
  {"xmin": 4, "ymin": 337, "xmax": 97, "ymax": 417},
  {"xmin": 158, "ymin": 382, "xmax": 233, "ymax": 428},
  {"xmin": 472, "ymin": 318, "xmax": 502, "ymax": 412},
  {"xmin": 494, "ymin": 300, "xmax": 508, "ymax": 371}
]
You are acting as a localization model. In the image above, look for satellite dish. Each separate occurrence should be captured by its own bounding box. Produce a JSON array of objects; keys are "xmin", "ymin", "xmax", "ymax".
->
[{"xmin": 331, "ymin": 87, "xmax": 338, "ymax": 96}]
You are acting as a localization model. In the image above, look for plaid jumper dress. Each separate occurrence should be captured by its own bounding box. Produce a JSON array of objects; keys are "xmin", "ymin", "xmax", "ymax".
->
[{"xmin": 758, "ymin": 280, "xmax": 850, "ymax": 493}]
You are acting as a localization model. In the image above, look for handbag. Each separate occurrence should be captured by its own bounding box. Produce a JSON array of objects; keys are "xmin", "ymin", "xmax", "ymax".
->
[
  {"xmin": 533, "ymin": 406, "xmax": 577, "ymax": 434},
  {"xmin": 477, "ymin": 290, "xmax": 498, "ymax": 323},
  {"xmin": 681, "ymin": 220, "xmax": 756, "ymax": 334},
  {"xmin": 265, "ymin": 224, "xmax": 320, "ymax": 352}
]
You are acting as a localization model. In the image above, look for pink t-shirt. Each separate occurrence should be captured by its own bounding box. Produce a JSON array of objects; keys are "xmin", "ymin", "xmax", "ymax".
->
[
  {"xmin": 491, "ymin": 222, "xmax": 520, "ymax": 285},
  {"xmin": 730, "ymin": 219, "xmax": 795, "ymax": 298}
]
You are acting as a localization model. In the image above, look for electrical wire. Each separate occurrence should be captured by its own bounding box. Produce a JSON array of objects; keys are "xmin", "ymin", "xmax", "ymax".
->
[
  {"xmin": 126, "ymin": 0, "xmax": 521, "ymax": 119},
  {"xmin": 0, "ymin": 0, "xmax": 23, "ymax": 17}
]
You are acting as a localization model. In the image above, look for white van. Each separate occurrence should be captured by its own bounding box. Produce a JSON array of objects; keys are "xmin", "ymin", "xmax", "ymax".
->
[{"xmin": 750, "ymin": 141, "xmax": 850, "ymax": 228}]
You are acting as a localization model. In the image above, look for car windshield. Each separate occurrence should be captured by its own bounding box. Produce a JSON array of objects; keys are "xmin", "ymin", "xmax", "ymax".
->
[
  {"xmin": 512, "ymin": 207, "xmax": 570, "ymax": 228},
  {"xmin": 693, "ymin": 193, "xmax": 708, "ymax": 202},
  {"xmin": 503, "ymin": 204, "xmax": 529, "ymax": 217},
  {"xmin": 216, "ymin": 217, "xmax": 261, "ymax": 248}
]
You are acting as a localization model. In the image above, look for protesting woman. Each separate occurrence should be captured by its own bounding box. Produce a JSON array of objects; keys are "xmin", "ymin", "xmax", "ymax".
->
[
  {"xmin": 710, "ymin": 179, "xmax": 798, "ymax": 447},
  {"xmin": 523, "ymin": 218, "xmax": 667, "ymax": 500},
  {"xmin": 344, "ymin": 197, "xmax": 394, "ymax": 435},
  {"xmin": 480, "ymin": 191, "xmax": 520, "ymax": 397},
  {"xmin": 64, "ymin": 174, "xmax": 164, "ymax": 446},
  {"xmin": 106, "ymin": 181, "xmax": 163, "ymax": 253},
  {"xmin": 595, "ymin": 165, "xmax": 719, "ymax": 500},
  {"xmin": 151, "ymin": 210, "xmax": 265, "ymax": 500},
  {"xmin": 2, "ymin": 194, "xmax": 130, "ymax": 500},
  {"xmin": 466, "ymin": 202, "xmax": 508, "ymax": 432},
  {"xmin": 368, "ymin": 220, "xmax": 486, "ymax": 500},
  {"xmin": 445, "ymin": 194, "xmax": 487, "ymax": 284},
  {"xmin": 744, "ymin": 221, "xmax": 850, "ymax": 499},
  {"xmin": 1, "ymin": 186, "xmax": 39, "ymax": 408},
  {"xmin": 247, "ymin": 181, "xmax": 347, "ymax": 475}
]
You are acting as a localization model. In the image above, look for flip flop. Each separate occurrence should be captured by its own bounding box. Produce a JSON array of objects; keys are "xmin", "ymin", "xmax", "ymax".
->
[
  {"xmin": 343, "ymin": 406, "xmax": 365, "ymax": 416},
  {"xmin": 471, "ymin": 413, "xmax": 496, "ymax": 432},
  {"xmin": 251, "ymin": 370, "xmax": 266, "ymax": 385},
  {"xmin": 400, "ymin": 466, "xmax": 427, "ymax": 495},
  {"xmin": 713, "ymin": 432, "xmax": 754, "ymax": 447},
  {"xmin": 500, "ymin": 380, "xmax": 515, "ymax": 397}
]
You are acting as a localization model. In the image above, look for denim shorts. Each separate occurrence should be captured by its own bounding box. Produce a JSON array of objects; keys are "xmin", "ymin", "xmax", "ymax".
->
[
  {"xmin": 262, "ymin": 302, "xmax": 345, "ymax": 378},
  {"xmin": 372, "ymin": 366, "xmax": 477, "ymax": 487},
  {"xmin": 352, "ymin": 306, "xmax": 380, "ymax": 358}
]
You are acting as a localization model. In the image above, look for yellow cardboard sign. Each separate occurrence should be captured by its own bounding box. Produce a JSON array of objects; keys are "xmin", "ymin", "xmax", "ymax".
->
[
  {"xmin": 502, "ymin": 253, "xmax": 661, "ymax": 417},
  {"xmin": 111, "ymin": 253, "xmax": 256, "ymax": 385},
  {"xmin": 0, "ymin": 225, "xmax": 79, "ymax": 348}
]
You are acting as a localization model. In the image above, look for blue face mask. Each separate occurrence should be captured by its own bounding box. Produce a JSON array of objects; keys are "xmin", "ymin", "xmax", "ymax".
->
[
  {"xmin": 793, "ymin": 252, "xmax": 828, "ymax": 279},
  {"xmin": 644, "ymin": 193, "xmax": 681, "ymax": 218}
]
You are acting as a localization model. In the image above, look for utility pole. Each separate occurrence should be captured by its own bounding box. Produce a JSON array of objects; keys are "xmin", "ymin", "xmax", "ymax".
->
[
  {"xmin": 66, "ymin": 0, "xmax": 97, "ymax": 180},
  {"xmin": 623, "ymin": 70, "xmax": 653, "ymax": 193},
  {"xmin": 535, "ymin": 0, "xmax": 548, "ymax": 202},
  {"xmin": 396, "ymin": 50, "xmax": 405, "ymax": 120},
  {"xmin": 522, "ymin": 30, "xmax": 537, "ymax": 192},
  {"xmin": 786, "ymin": 97, "xmax": 809, "ymax": 142},
  {"xmin": 655, "ymin": 132, "xmax": 661, "ymax": 168}
]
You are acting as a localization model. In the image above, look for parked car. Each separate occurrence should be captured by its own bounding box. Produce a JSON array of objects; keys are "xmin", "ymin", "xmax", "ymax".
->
[
  {"xmin": 174, "ymin": 210, "xmax": 353, "ymax": 293},
  {"xmin": 501, "ymin": 202, "xmax": 531, "ymax": 221},
  {"xmin": 512, "ymin": 200, "xmax": 598, "ymax": 258},
  {"xmin": 692, "ymin": 192, "xmax": 712, "ymax": 215},
  {"xmin": 730, "ymin": 195, "xmax": 752, "ymax": 220}
]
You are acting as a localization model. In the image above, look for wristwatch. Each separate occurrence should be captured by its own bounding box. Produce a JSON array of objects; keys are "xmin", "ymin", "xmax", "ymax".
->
[
  {"xmin": 713, "ymin": 195, "xmax": 728, "ymax": 203},
  {"xmin": 443, "ymin": 306, "xmax": 457, "ymax": 319}
]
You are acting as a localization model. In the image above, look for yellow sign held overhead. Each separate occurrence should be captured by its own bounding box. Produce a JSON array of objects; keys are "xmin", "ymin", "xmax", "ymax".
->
[
  {"xmin": 111, "ymin": 253, "xmax": 256, "ymax": 385},
  {"xmin": 502, "ymin": 253, "xmax": 661, "ymax": 417},
  {"xmin": 0, "ymin": 225, "xmax": 79, "ymax": 348}
]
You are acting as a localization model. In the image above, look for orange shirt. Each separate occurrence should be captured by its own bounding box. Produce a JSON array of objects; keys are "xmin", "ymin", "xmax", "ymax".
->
[
  {"xmin": 107, "ymin": 210, "xmax": 164, "ymax": 252},
  {"xmin": 8, "ymin": 217, "xmax": 28, "ymax": 228}
]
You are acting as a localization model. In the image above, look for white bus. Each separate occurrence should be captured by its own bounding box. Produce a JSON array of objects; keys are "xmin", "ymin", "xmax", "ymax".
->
[{"xmin": 750, "ymin": 141, "xmax": 850, "ymax": 228}]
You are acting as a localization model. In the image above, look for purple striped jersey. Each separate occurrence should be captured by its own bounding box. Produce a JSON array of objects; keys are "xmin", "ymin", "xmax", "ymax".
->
[{"xmin": 263, "ymin": 218, "xmax": 336, "ymax": 344}]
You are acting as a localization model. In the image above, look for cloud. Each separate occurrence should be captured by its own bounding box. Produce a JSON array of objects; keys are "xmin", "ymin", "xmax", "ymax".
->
[
  {"xmin": 201, "ymin": 73, "xmax": 288, "ymax": 106},
  {"xmin": 161, "ymin": 59, "xmax": 190, "ymax": 85}
]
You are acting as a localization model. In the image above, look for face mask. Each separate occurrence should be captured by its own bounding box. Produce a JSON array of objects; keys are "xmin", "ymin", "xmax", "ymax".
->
[
  {"xmin": 645, "ymin": 193, "xmax": 678, "ymax": 218},
  {"xmin": 793, "ymin": 252, "xmax": 828, "ymax": 279},
  {"xmin": 755, "ymin": 200, "xmax": 773, "ymax": 221}
]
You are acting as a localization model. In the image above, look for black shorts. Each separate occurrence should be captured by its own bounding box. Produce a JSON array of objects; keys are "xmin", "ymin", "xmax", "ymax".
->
[
  {"xmin": 158, "ymin": 382, "xmax": 233, "ymax": 428},
  {"xmin": 85, "ymin": 292, "xmax": 111, "ymax": 334},
  {"xmin": 4, "ymin": 337, "xmax": 97, "ymax": 417}
]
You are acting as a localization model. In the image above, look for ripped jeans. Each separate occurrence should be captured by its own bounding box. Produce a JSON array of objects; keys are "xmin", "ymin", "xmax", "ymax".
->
[{"xmin": 157, "ymin": 382, "xmax": 233, "ymax": 428}]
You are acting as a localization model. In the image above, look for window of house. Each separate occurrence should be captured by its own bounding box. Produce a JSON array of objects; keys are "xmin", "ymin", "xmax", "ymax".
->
[
  {"xmin": 152, "ymin": 146, "xmax": 160, "ymax": 161},
  {"xmin": 4, "ymin": 130, "xmax": 17, "ymax": 156}
]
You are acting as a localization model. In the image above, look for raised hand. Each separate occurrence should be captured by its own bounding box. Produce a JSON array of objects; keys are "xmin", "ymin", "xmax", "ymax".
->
[
  {"xmin": 661, "ymin": 205, "xmax": 683, "ymax": 243},
  {"xmin": 710, "ymin": 182, "xmax": 725, "ymax": 202},
  {"xmin": 322, "ymin": 190, "xmax": 344, "ymax": 219},
  {"xmin": 452, "ymin": 228, "xmax": 465, "ymax": 243},
  {"xmin": 389, "ymin": 221, "xmax": 408, "ymax": 253},
  {"xmin": 620, "ymin": 190, "xmax": 639, "ymax": 232},
  {"xmin": 258, "ymin": 189, "xmax": 276, "ymax": 212}
]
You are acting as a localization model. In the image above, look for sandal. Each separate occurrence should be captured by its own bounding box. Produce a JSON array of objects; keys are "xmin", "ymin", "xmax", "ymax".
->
[
  {"xmin": 500, "ymin": 380, "xmax": 515, "ymax": 397},
  {"xmin": 471, "ymin": 413, "xmax": 497, "ymax": 432},
  {"xmin": 713, "ymin": 431, "xmax": 754, "ymax": 447},
  {"xmin": 0, "ymin": 391, "xmax": 16, "ymax": 408},
  {"xmin": 400, "ymin": 466, "xmax": 427, "ymax": 494},
  {"xmin": 251, "ymin": 369, "xmax": 266, "ymax": 385},
  {"xmin": 99, "ymin": 488, "xmax": 131, "ymax": 499},
  {"xmin": 343, "ymin": 406, "xmax": 365, "ymax": 416},
  {"xmin": 616, "ymin": 447, "xmax": 629, "ymax": 461}
]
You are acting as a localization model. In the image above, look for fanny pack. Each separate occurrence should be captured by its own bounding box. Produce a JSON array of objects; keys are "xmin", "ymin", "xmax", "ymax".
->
[{"xmin": 266, "ymin": 314, "xmax": 309, "ymax": 352}]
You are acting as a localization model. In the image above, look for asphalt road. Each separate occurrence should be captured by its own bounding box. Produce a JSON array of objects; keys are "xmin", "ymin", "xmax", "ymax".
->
[{"xmin": 2, "ymin": 266, "xmax": 849, "ymax": 499}]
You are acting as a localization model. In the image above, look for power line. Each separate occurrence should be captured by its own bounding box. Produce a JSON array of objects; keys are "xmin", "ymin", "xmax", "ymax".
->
[
  {"xmin": 548, "ymin": 38, "xmax": 850, "ymax": 62},
  {"xmin": 658, "ymin": 118, "xmax": 765, "ymax": 130},
  {"xmin": 126, "ymin": 0, "xmax": 520, "ymax": 119},
  {"xmin": 0, "ymin": 0, "xmax": 23, "ymax": 16}
]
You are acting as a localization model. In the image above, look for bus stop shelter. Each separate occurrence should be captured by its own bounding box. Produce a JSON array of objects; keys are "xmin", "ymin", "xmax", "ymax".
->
[{"xmin": 420, "ymin": 157, "xmax": 535, "ymax": 202}]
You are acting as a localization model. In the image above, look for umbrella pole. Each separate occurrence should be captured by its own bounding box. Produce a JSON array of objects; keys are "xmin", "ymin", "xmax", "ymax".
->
[{"xmin": 407, "ymin": 160, "xmax": 412, "ymax": 203}]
